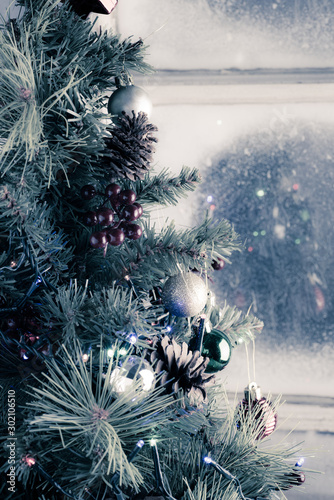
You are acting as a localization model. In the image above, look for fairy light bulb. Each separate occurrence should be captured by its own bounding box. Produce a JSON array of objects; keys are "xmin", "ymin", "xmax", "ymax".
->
[
  {"xmin": 23, "ymin": 456, "xmax": 36, "ymax": 467},
  {"xmin": 127, "ymin": 334, "xmax": 137, "ymax": 344}
]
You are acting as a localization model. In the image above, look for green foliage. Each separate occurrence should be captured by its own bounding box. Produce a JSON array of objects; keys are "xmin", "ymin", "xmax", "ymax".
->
[
  {"xmin": 88, "ymin": 216, "xmax": 241, "ymax": 290},
  {"xmin": 38, "ymin": 282, "xmax": 162, "ymax": 347},
  {"xmin": 210, "ymin": 302, "xmax": 264, "ymax": 346},
  {"xmin": 0, "ymin": 0, "xmax": 151, "ymax": 187},
  {"xmin": 24, "ymin": 342, "xmax": 175, "ymax": 495},
  {"xmin": 126, "ymin": 167, "xmax": 202, "ymax": 206}
]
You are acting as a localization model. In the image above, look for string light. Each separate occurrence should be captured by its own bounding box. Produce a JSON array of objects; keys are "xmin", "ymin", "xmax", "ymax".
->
[
  {"xmin": 203, "ymin": 457, "xmax": 254, "ymax": 500},
  {"xmin": 22, "ymin": 456, "xmax": 82, "ymax": 499},
  {"xmin": 151, "ymin": 440, "xmax": 177, "ymax": 500},
  {"xmin": 295, "ymin": 457, "xmax": 305, "ymax": 467}
]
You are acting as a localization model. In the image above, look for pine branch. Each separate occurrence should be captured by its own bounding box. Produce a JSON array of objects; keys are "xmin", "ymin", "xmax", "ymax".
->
[
  {"xmin": 0, "ymin": 0, "xmax": 152, "ymax": 186},
  {"xmin": 38, "ymin": 283, "xmax": 163, "ymax": 346},
  {"xmin": 88, "ymin": 217, "xmax": 241, "ymax": 289},
  {"xmin": 209, "ymin": 303, "xmax": 264, "ymax": 346},
  {"xmin": 123, "ymin": 167, "xmax": 202, "ymax": 206},
  {"xmin": 24, "ymin": 342, "xmax": 176, "ymax": 496}
]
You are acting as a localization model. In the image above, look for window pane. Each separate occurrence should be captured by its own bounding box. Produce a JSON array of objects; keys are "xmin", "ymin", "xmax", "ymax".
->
[{"xmin": 118, "ymin": 0, "xmax": 334, "ymax": 70}]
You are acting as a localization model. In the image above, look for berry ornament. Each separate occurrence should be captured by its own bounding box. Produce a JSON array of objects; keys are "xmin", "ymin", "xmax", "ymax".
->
[
  {"xmin": 90, "ymin": 231, "xmax": 108, "ymax": 249},
  {"xmin": 82, "ymin": 186, "xmax": 144, "ymax": 250},
  {"xmin": 212, "ymin": 258, "xmax": 225, "ymax": 271},
  {"xmin": 108, "ymin": 85, "xmax": 152, "ymax": 120},
  {"xmin": 80, "ymin": 185, "xmax": 96, "ymax": 200},
  {"xmin": 97, "ymin": 208, "xmax": 114, "ymax": 226},
  {"xmin": 107, "ymin": 228, "xmax": 125, "ymax": 246},
  {"xmin": 237, "ymin": 382, "xmax": 277, "ymax": 440},
  {"xmin": 162, "ymin": 273, "xmax": 208, "ymax": 318},
  {"xmin": 122, "ymin": 223, "xmax": 142, "ymax": 240},
  {"xmin": 118, "ymin": 189, "xmax": 136, "ymax": 205},
  {"xmin": 276, "ymin": 470, "xmax": 306, "ymax": 490},
  {"xmin": 83, "ymin": 211, "xmax": 98, "ymax": 226}
]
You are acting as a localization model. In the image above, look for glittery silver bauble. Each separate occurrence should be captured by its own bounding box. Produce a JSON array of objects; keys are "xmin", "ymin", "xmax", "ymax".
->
[
  {"xmin": 162, "ymin": 273, "xmax": 208, "ymax": 318},
  {"xmin": 108, "ymin": 85, "xmax": 152, "ymax": 120}
]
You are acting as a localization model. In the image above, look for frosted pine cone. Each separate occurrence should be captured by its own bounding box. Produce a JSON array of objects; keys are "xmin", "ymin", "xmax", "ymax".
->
[
  {"xmin": 103, "ymin": 111, "xmax": 158, "ymax": 180},
  {"xmin": 150, "ymin": 336, "xmax": 215, "ymax": 403}
]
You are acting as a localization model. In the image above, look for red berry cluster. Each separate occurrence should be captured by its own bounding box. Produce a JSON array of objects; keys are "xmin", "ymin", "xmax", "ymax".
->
[{"xmin": 81, "ymin": 184, "xmax": 143, "ymax": 249}]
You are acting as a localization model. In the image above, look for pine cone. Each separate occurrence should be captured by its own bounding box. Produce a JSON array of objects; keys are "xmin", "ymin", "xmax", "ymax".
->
[
  {"xmin": 150, "ymin": 336, "xmax": 215, "ymax": 403},
  {"xmin": 103, "ymin": 111, "xmax": 158, "ymax": 180}
]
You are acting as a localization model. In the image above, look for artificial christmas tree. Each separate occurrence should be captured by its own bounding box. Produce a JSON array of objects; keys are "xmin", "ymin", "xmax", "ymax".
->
[{"xmin": 0, "ymin": 1, "xmax": 310, "ymax": 499}]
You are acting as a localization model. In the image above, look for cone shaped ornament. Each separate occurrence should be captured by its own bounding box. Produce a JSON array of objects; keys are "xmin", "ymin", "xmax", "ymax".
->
[{"xmin": 162, "ymin": 273, "xmax": 208, "ymax": 318}]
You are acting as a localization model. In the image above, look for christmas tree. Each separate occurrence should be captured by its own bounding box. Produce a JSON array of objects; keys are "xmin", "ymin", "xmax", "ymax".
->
[{"xmin": 0, "ymin": 1, "xmax": 309, "ymax": 499}]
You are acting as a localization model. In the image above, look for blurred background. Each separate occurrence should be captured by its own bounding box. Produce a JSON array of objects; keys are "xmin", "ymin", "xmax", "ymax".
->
[
  {"xmin": 115, "ymin": 2, "xmax": 334, "ymax": 498},
  {"xmin": 1, "ymin": 0, "xmax": 334, "ymax": 498}
]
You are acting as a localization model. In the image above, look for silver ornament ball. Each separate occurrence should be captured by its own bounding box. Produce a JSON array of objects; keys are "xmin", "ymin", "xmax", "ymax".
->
[
  {"xmin": 108, "ymin": 85, "xmax": 152, "ymax": 119},
  {"xmin": 162, "ymin": 272, "xmax": 208, "ymax": 318}
]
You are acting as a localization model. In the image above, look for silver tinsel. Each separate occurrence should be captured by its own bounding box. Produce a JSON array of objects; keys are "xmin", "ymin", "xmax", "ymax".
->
[{"xmin": 162, "ymin": 273, "xmax": 208, "ymax": 317}]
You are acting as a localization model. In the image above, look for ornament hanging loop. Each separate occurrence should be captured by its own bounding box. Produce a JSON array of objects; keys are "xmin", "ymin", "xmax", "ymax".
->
[{"xmin": 244, "ymin": 381, "xmax": 262, "ymax": 402}]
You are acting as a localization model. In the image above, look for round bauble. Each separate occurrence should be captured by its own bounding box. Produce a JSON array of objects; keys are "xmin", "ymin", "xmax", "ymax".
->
[
  {"xmin": 110, "ymin": 356, "xmax": 155, "ymax": 395},
  {"xmin": 201, "ymin": 329, "xmax": 232, "ymax": 373},
  {"xmin": 108, "ymin": 85, "xmax": 152, "ymax": 120},
  {"xmin": 162, "ymin": 273, "xmax": 208, "ymax": 318},
  {"xmin": 237, "ymin": 382, "xmax": 277, "ymax": 440}
]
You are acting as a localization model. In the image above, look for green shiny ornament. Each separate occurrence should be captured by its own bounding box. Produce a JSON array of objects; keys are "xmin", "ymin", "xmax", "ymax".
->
[
  {"xmin": 108, "ymin": 85, "xmax": 152, "ymax": 120},
  {"xmin": 162, "ymin": 273, "xmax": 208, "ymax": 318},
  {"xmin": 201, "ymin": 329, "xmax": 232, "ymax": 373}
]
